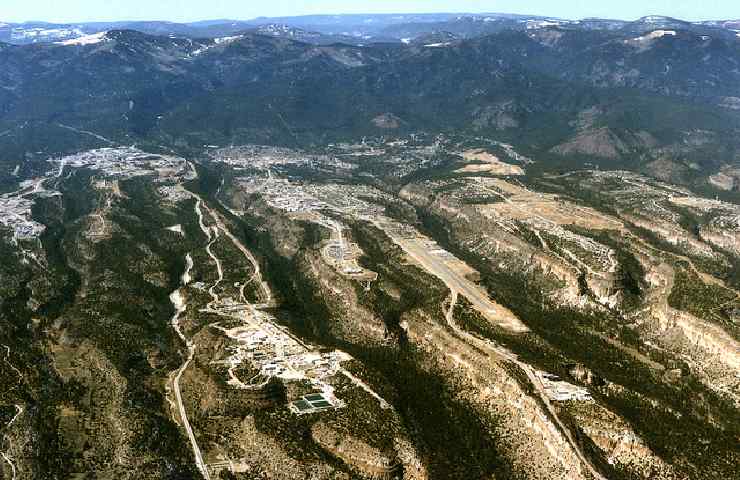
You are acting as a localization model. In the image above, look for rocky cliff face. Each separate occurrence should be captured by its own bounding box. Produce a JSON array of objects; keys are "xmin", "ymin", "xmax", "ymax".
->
[
  {"xmin": 231, "ymin": 416, "xmax": 342, "ymax": 478},
  {"xmin": 393, "ymin": 438, "xmax": 428, "ymax": 480},
  {"xmin": 586, "ymin": 272, "xmax": 622, "ymax": 309},
  {"xmin": 563, "ymin": 402, "xmax": 684, "ymax": 479},
  {"xmin": 699, "ymin": 223, "xmax": 740, "ymax": 257},
  {"xmin": 312, "ymin": 422, "xmax": 402, "ymax": 479},
  {"xmin": 404, "ymin": 311, "xmax": 590, "ymax": 479},
  {"xmin": 303, "ymin": 250, "xmax": 390, "ymax": 345},
  {"xmin": 638, "ymin": 259, "xmax": 740, "ymax": 406},
  {"xmin": 624, "ymin": 214, "xmax": 720, "ymax": 259}
]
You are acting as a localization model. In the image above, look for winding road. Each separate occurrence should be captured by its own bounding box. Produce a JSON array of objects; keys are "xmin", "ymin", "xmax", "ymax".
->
[
  {"xmin": 1, "ymin": 345, "xmax": 24, "ymax": 480},
  {"xmin": 169, "ymin": 254, "xmax": 210, "ymax": 480},
  {"xmin": 168, "ymin": 186, "xmax": 397, "ymax": 477},
  {"xmin": 443, "ymin": 292, "xmax": 606, "ymax": 480},
  {"xmin": 167, "ymin": 198, "xmax": 223, "ymax": 480},
  {"xmin": 168, "ymin": 193, "xmax": 272, "ymax": 479}
]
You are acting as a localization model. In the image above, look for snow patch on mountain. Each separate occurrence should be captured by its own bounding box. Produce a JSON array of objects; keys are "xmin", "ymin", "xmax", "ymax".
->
[
  {"xmin": 214, "ymin": 35, "xmax": 244, "ymax": 44},
  {"xmin": 191, "ymin": 35, "xmax": 243, "ymax": 56},
  {"xmin": 526, "ymin": 20, "xmax": 566, "ymax": 29},
  {"xmin": 641, "ymin": 16, "xmax": 672, "ymax": 24},
  {"xmin": 629, "ymin": 30, "xmax": 677, "ymax": 43},
  {"xmin": 256, "ymin": 24, "xmax": 307, "ymax": 37},
  {"xmin": 57, "ymin": 31, "xmax": 108, "ymax": 46},
  {"xmin": 12, "ymin": 27, "xmax": 84, "ymax": 42},
  {"xmin": 645, "ymin": 29, "xmax": 676, "ymax": 38}
]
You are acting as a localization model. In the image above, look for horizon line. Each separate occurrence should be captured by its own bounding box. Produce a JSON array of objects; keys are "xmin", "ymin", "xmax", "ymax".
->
[{"xmin": 2, "ymin": 12, "xmax": 737, "ymax": 25}]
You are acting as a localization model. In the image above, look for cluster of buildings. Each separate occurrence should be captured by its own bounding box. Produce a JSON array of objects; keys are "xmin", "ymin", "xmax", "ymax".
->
[
  {"xmin": 290, "ymin": 392, "xmax": 340, "ymax": 415},
  {"xmin": 252, "ymin": 180, "xmax": 390, "ymax": 280},
  {"xmin": 158, "ymin": 185, "xmax": 192, "ymax": 203},
  {"xmin": 708, "ymin": 214, "xmax": 740, "ymax": 232},
  {"xmin": 329, "ymin": 141, "xmax": 442, "ymax": 178},
  {"xmin": 431, "ymin": 176, "xmax": 619, "ymax": 274},
  {"xmin": 579, "ymin": 171, "xmax": 740, "ymax": 259},
  {"xmin": 212, "ymin": 305, "xmax": 349, "ymax": 414},
  {"xmin": 489, "ymin": 140, "xmax": 533, "ymax": 165},
  {"xmin": 48, "ymin": 147, "xmax": 190, "ymax": 181},
  {"xmin": 0, "ymin": 200, "xmax": 47, "ymax": 239},
  {"xmin": 213, "ymin": 136, "xmax": 450, "ymax": 181},
  {"xmin": 310, "ymin": 215, "xmax": 374, "ymax": 279},
  {"xmin": 0, "ymin": 179, "xmax": 54, "ymax": 240},
  {"xmin": 256, "ymin": 177, "xmax": 389, "ymax": 221},
  {"xmin": 1, "ymin": 147, "xmax": 195, "ymax": 244},
  {"xmin": 323, "ymin": 241, "xmax": 366, "ymax": 276},
  {"xmin": 537, "ymin": 371, "xmax": 593, "ymax": 402},
  {"xmin": 212, "ymin": 145, "xmax": 333, "ymax": 172},
  {"xmin": 260, "ymin": 179, "xmax": 328, "ymax": 213}
]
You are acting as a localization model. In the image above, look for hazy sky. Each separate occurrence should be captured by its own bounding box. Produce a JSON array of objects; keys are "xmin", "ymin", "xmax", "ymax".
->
[{"xmin": 1, "ymin": 0, "xmax": 738, "ymax": 23}]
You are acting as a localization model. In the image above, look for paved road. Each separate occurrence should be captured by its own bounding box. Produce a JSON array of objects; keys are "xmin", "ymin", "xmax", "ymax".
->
[
  {"xmin": 391, "ymin": 233, "xmax": 528, "ymax": 333},
  {"xmin": 378, "ymin": 215, "xmax": 609, "ymax": 479}
]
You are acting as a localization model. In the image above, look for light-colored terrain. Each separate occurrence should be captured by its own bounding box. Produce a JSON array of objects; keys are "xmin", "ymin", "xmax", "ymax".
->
[
  {"xmin": 455, "ymin": 148, "xmax": 525, "ymax": 175},
  {"xmin": 374, "ymin": 218, "xmax": 528, "ymax": 333},
  {"xmin": 475, "ymin": 177, "xmax": 622, "ymax": 231}
]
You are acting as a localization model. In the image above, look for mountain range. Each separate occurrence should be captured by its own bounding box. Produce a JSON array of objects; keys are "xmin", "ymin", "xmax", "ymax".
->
[
  {"xmin": 1, "ymin": 14, "xmax": 739, "ymax": 192},
  {"xmin": 3, "ymin": 14, "xmax": 740, "ymax": 45},
  {"xmin": 2, "ymin": 12, "xmax": 740, "ymax": 480}
]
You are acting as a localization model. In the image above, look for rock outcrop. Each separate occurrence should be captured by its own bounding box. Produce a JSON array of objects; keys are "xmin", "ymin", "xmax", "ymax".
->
[
  {"xmin": 564, "ymin": 402, "xmax": 685, "ymax": 479},
  {"xmin": 312, "ymin": 422, "xmax": 402, "ymax": 479},
  {"xmin": 405, "ymin": 312, "xmax": 590, "ymax": 479}
]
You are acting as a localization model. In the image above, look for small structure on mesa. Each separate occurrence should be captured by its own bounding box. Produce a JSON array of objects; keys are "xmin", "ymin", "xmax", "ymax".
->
[{"xmin": 290, "ymin": 391, "xmax": 343, "ymax": 415}]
